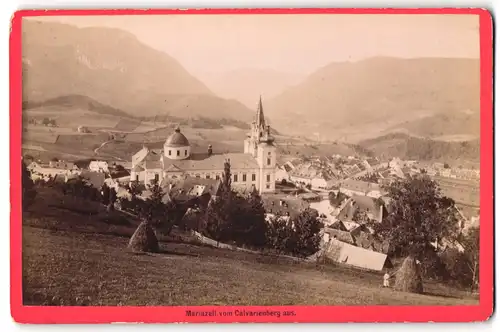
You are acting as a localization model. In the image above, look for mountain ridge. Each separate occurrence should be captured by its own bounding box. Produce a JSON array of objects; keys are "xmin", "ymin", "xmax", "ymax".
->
[
  {"xmin": 265, "ymin": 56, "xmax": 480, "ymax": 139},
  {"xmin": 22, "ymin": 19, "xmax": 254, "ymax": 122}
]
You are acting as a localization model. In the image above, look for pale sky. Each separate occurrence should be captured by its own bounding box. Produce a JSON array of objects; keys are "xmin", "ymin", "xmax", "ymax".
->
[{"xmin": 31, "ymin": 14, "xmax": 480, "ymax": 77}]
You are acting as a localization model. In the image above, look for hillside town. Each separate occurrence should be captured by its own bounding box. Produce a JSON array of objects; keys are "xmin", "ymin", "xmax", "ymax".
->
[{"xmin": 24, "ymin": 98, "xmax": 480, "ymax": 274}]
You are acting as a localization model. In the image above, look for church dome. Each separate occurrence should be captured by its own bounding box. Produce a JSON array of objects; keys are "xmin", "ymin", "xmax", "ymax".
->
[{"xmin": 165, "ymin": 127, "xmax": 190, "ymax": 147}]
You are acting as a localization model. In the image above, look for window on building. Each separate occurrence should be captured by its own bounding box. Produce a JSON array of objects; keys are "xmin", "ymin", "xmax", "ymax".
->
[
  {"xmin": 185, "ymin": 150, "xmax": 188, "ymax": 156},
  {"xmin": 266, "ymin": 184, "xmax": 270, "ymax": 189},
  {"xmin": 216, "ymin": 174, "xmax": 220, "ymax": 180},
  {"xmin": 154, "ymin": 173, "xmax": 159, "ymax": 182},
  {"xmin": 135, "ymin": 175, "xmax": 139, "ymax": 181},
  {"xmin": 252, "ymin": 174, "xmax": 256, "ymax": 181},
  {"xmin": 195, "ymin": 174, "xmax": 200, "ymax": 178},
  {"xmin": 168, "ymin": 150, "xmax": 171, "ymax": 156},
  {"xmin": 206, "ymin": 174, "xmax": 211, "ymax": 179},
  {"xmin": 177, "ymin": 150, "xmax": 180, "ymax": 156},
  {"xmin": 267, "ymin": 174, "xmax": 271, "ymax": 182},
  {"xmin": 267, "ymin": 158, "xmax": 271, "ymax": 166},
  {"xmin": 234, "ymin": 174, "xmax": 238, "ymax": 182},
  {"xmin": 242, "ymin": 173, "xmax": 247, "ymax": 181},
  {"xmin": 268, "ymin": 152, "xmax": 271, "ymax": 155}
]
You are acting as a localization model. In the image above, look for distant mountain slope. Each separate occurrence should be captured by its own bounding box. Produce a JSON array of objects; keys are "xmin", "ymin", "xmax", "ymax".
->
[
  {"xmin": 383, "ymin": 111, "xmax": 480, "ymax": 139},
  {"xmin": 23, "ymin": 94, "xmax": 132, "ymax": 118},
  {"xmin": 266, "ymin": 57, "xmax": 480, "ymax": 139},
  {"xmin": 200, "ymin": 68, "xmax": 303, "ymax": 109},
  {"xmin": 22, "ymin": 20, "xmax": 254, "ymax": 122},
  {"xmin": 359, "ymin": 133, "xmax": 480, "ymax": 162}
]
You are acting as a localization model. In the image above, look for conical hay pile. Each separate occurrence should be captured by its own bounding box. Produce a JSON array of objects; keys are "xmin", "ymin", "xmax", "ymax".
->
[
  {"xmin": 394, "ymin": 256, "xmax": 423, "ymax": 294},
  {"xmin": 128, "ymin": 221, "xmax": 159, "ymax": 253}
]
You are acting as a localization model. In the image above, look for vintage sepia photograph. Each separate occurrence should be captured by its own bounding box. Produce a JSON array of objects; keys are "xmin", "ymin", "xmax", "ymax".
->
[{"xmin": 17, "ymin": 11, "xmax": 487, "ymax": 314}]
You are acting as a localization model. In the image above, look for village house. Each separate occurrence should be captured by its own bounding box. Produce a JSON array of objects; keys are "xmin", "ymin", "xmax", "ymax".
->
[
  {"xmin": 88, "ymin": 160, "xmax": 109, "ymax": 173},
  {"xmin": 262, "ymin": 195, "xmax": 309, "ymax": 219},
  {"xmin": 274, "ymin": 165, "xmax": 290, "ymax": 183},
  {"xmin": 28, "ymin": 160, "xmax": 81, "ymax": 181},
  {"xmin": 315, "ymin": 236, "xmax": 393, "ymax": 271},
  {"xmin": 336, "ymin": 194, "xmax": 388, "ymax": 224},
  {"xmin": 339, "ymin": 179, "xmax": 384, "ymax": 198}
]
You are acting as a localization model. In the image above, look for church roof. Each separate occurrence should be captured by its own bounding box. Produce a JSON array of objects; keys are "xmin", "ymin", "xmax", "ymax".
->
[
  {"xmin": 160, "ymin": 152, "xmax": 259, "ymax": 172},
  {"xmin": 132, "ymin": 146, "xmax": 149, "ymax": 166},
  {"xmin": 165, "ymin": 127, "xmax": 190, "ymax": 147}
]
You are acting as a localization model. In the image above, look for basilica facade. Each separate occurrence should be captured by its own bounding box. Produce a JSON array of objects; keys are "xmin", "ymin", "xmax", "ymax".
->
[{"xmin": 130, "ymin": 97, "xmax": 277, "ymax": 194}]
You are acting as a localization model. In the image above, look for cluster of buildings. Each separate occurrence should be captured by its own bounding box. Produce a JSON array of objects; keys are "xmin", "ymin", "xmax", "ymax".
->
[
  {"xmin": 26, "ymin": 158, "xmax": 130, "ymax": 191},
  {"xmin": 420, "ymin": 162, "xmax": 480, "ymax": 181},
  {"xmin": 23, "ymin": 96, "xmax": 480, "ymax": 273},
  {"xmin": 130, "ymin": 97, "xmax": 277, "ymax": 195},
  {"xmin": 276, "ymin": 155, "xmax": 382, "ymax": 190}
]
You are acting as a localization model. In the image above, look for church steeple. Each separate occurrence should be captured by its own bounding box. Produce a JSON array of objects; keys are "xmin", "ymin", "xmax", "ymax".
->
[{"xmin": 256, "ymin": 95, "xmax": 266, "ymax": 132}]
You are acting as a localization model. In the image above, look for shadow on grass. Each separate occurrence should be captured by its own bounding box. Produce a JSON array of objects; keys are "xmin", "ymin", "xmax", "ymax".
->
[
  {"xmin": 158, "ymin": 248, "xmax": 200, "ymax": 258},
  {"xmin": 421, "ymin": 291, "xmax": 464, "ymax": 299},
  {"xmin": 126, "ymin": 248, "xmax": 200, "ymax": 258}
]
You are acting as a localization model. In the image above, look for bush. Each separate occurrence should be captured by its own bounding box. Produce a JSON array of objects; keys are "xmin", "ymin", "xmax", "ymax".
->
[
  {"xmin": 22, "ymin": 161, "xmax": 36, "ymax": 210},
  {"xmin": 266, "ymin": 215, "xmax": 293, "ymax": 255},
  {"xmin": 266, "ymin": 208, "xmax": 322, "ymax": 258}
]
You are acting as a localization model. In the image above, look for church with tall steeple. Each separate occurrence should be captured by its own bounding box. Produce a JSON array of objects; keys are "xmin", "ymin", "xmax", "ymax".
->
[{"xmin": 130, "ymin": 97, "xmax": 277, "ymax": 194}]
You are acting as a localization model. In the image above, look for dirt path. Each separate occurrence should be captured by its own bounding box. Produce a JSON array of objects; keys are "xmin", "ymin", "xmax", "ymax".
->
[{"xmin": 94, "ymin": 140, "xmax": 113, "ymax": 155}]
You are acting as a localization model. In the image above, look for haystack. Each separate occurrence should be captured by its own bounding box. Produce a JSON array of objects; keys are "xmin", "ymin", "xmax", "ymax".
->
[
  {"xmin": 128, "ymin": 221, "xmax": 159, "ymax": 253},
  {"xmin": 394, "ymin": 256, "xmax": 423, "ymax": 294}
]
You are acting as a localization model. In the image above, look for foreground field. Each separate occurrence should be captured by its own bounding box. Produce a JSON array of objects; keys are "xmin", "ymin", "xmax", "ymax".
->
[{"xmin": 22, "ymin": 189, "xmax": 478, "ymax": 306}]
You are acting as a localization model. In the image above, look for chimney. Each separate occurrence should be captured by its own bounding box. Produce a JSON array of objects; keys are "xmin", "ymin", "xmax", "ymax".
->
[{"xmin": 208, "ymin": 145, "xmax": 213, "ymax": 156}]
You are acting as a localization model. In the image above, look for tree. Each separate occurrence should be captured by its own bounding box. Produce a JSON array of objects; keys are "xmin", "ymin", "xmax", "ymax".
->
[
  {"xmin": 266, "ymin": 214, "xmax": 293, "ymax": 255},
  {"xmin": 202, "ymin": 197, "xmax": 231, "ymax": 244},
  {"xmin": 42, "ymin": 117, "xmax": 51, "ymax": 126},
  {"xmin": 22, "ymin": 161, "xmax": 36, "ymax": 211},
  {"xmin": 23, "ymin": 154, "xmax": 34, "ymax": 163},
  {"xmin": 228, "ymin": 189, "xmax": 268, "ymax": 248},
  {"xmin": 462, "ymin": 226, "xmax": 480, "ymax": 291},
  {"xmin": 287, "ymin": 208, "xmax": 322, "ymax": 257},
  {"xmin": 373, "ymin": 174, "xmax": 460, "ymax": 293},
  {"xmin": 374, "ymin": 175, "xmax": 459, "ymax": 258},
  {"xmin": 352, "ymin": 209, "xmax": 370, "ymax": 223},
  {"xmin": 127, "ymin": 180, "xmax": 142, "ymax": 197},
  {"xmin": 101, "ymin": 183, "xmax": 110, "ymax": 206},
  {"xmin": 201, "ymin": 159, "xmax": 232, "ymax": 244},
  {"xmin": 444, "ymin": 163, "xmax": 450, "ymax": 169},
  {"xmin": 329, "ymin": 191, "xmax": 348, "ymax": 208},
  {"xmin": 108, "ymin": 187, "xmax": 117, "ymax": 211}
]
